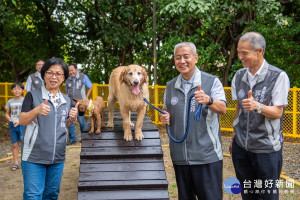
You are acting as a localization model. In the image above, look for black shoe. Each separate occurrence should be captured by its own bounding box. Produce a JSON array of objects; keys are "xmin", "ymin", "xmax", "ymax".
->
[{"xmin": 67, "ymin": 140, "xmax": 77, "ymax": 145}]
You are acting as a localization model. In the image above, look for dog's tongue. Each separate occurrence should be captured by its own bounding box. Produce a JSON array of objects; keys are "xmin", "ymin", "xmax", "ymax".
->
[{"xmin": 132, "ymin": 85, "xmax": 140, "ymax": 95}]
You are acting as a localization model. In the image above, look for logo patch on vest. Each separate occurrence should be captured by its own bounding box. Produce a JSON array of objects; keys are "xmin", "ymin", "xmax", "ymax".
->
[
  {"xmin": 171, "ymin": 97, "xmax": 178, "ymax": 105},
  {"xmin": 34, "ymin": 80, "xmax": 39, "ymax": 84},
  {"xmin": 68, "ymin": 83, "xmax": 72, "ymax": 87},
  {"xmin": 238, "ymin": 89, "xmax": 245, "ymax": 99}
]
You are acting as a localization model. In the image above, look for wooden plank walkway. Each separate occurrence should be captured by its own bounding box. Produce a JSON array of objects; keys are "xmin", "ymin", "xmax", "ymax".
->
[{"xmin": 78, "ymin": 110, "xmax": 169, "ymax": 200}]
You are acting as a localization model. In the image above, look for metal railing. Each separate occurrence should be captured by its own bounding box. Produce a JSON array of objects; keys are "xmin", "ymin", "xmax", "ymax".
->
[{"xmin": 1, "ymin": 82, "xmax": 299, "ymax": 138}]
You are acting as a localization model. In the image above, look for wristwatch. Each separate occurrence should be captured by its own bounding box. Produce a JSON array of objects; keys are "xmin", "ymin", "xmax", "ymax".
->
[
  {"xmin": 207, "ymin": 96, "xmax": 214, "ymax": 106},
  {"xmin": 256, "ymin": 103, "xmax": 262, "ymax": 114}
]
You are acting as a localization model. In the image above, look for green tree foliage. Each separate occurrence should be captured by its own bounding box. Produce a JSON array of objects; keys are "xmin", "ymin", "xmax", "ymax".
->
[
  {"xmin": 159, "ymin": 0, "xmax": 300, "ymax": 86},
  {"xmin": 0, "ymin": 0, "xmax": 68, "ymax": 81},
  {"xmin": 61, "ymin": 0, "xmax": 155, "ymax": 83},
  {"xmin": 0, "ymin": 0, "xmax": 299, "ymax": 87}
]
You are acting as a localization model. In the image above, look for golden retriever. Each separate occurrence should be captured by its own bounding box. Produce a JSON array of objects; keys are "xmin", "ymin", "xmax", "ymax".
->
[
  {"xmin": 75, "ymin": 96, "xmax": 106, "ymax": 134},
  {"xmin": 107, "ymin": 65, "xmax": 149, "ymax": 141}
]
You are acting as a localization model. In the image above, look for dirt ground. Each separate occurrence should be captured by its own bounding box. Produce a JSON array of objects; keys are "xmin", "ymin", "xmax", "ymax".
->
[{"xmin": 0, "ymin": 113, "xmax": 299, "ymax": 200}]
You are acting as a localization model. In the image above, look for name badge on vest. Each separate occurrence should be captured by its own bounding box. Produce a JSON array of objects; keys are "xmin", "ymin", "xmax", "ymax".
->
[
  {"xmin": 255, "ymin": 86, "xmax": 267, "ymax": 103},
  {"xmin": 61, "ymin": 109, "xmax": 67, "ymax": 128},
  {"xmin": 76, "ymin": 80, "xmax": 82, "ymax": 89},
  {"xmin": 190, "ymin": 97, "xmax": 196, "ymax": 112}
]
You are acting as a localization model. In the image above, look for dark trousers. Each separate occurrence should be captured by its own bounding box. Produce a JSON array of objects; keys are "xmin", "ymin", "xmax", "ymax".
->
[
  {"xmin": 232, "ymin": 139, "xmax": 282, "ymax": 200},
  {"xmin": 174, "ymin": 160, "xmax": 223, "ymax": 200}
]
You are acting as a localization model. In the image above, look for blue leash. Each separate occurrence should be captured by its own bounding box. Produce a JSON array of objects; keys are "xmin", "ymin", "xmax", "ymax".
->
[{"xmin": 143, "ymin": 95, "xmax": 203, "ymax": 143}]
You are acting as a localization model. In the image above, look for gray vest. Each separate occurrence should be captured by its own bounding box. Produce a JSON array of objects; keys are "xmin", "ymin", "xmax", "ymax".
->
[
  {"xmin": 233, "ymin": 62, "xmax": 284, "ymax": 153},
  {"xmin": 22, "ymin": 86, "xmax": 71, "ymax": 164},
  {"xmin": 65, "ymin": 73, "xmax": 86, "ymax": 106},
  {"xmin": 165, "ymin": 69, "xmax": 223, "ymax": 165},
  {"xmin": 30, "ymin": 71, "xmax": 44, "ymax": 90}
]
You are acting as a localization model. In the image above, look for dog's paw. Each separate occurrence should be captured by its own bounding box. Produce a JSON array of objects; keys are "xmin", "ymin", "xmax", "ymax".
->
[
  {"xmin": 135, "ymin": 130, "xmax": 144, "ymax": 141},
  {"xmin": 107, "ymin": 122, "xmax": 114, "ymax": 128},
  {"xmin": 124, "ymin": 130, "xmax": 133, "ymax": 141},
  {"xmin": 88, "ymin": 130, "xmax": 93, "ymax": 134},
  {"xmin": 95, "ymin": 129, "xmax": 101, "ymax": 134},
  {"xmin": 135, "ymin": 133, "xmax": 144, "ymax": 141}
]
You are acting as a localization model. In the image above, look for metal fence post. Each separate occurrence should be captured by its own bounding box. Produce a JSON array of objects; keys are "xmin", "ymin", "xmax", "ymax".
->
[
  {"xmin": 154, "ymin": 85, "xmax": 159, "ymax": 124},
  {"xmin": 92, "ymin": 83, "xmax": 98, "ymax": 100},
  {"xmin": 293, "ymin": 87, "xmax": 297, "ymax": 136}
]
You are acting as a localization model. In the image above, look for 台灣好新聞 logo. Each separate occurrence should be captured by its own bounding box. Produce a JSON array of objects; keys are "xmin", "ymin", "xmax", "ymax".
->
[{"xmin": 223, "ymin": 177, "xmax": 242, "ymax": 194}]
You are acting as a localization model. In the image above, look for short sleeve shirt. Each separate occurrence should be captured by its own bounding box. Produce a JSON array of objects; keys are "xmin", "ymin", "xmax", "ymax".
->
[
  {"xmin": 5, "ymin": 97, "xmax": 24, "ymax": 123},
  {"xmin": 65, "ymin": 73, "xmax": 93, "ymax": 92},
  {"xmin": 231, "ymin": 60, "xmax": 290, "ymax": 106}
]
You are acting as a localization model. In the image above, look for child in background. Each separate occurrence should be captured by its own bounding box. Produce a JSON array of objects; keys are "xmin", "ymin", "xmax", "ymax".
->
[{"xmin": 5, "ymin": 82, "xmax": 25, "ymax": 171}]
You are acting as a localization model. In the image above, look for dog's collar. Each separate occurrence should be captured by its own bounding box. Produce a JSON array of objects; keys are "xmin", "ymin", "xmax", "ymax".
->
[{"xmin": 86, "ymin": 99, "xmax": 94, "ymax": 117}]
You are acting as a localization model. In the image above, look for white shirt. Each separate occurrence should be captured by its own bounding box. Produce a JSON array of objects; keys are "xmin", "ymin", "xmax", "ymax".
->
[{"xmin": 231, "ymin": 60, "xmax": 290, "ymax": 106}]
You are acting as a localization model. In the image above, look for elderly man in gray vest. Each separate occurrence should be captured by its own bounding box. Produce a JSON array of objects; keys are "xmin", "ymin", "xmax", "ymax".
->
[
  {"xmin": 65, "ymin": 63, "xmax": 92, "ymax": 145},
  {"xmin": 25, "ymin": 59, "xmax": 45, "ymax": 92},
  {"xmin": 160, "ymin": 42, "xmax": 227, "ymax": 200},
  {"xmin": 230, "ymin": 32, "xmax": 290, "ymax": 200}
]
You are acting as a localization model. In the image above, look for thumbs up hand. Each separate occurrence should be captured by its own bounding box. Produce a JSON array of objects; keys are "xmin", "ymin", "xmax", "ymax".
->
[
  {"xmin": 68, "ymin": 102, "xmax": 79, "ymax": 121},
  {"xmin": 242, "ymin": 90, "xmax": 259, "ymax": 111},
  {"xmin": 194, "ymin": 85, "xmax": 210, "ymax": 104},
  {"xmin": 39, "ymin": 99, "xmax": 50, "ymax": 116}
]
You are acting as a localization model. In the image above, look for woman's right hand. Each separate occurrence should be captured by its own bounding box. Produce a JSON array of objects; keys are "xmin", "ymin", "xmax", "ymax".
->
[
  {"xmin": 160, "ymin": 110, "xmax": 170, "ymax": 125},
  {"xmin": 39, "ymin": 99, "xmax": 50, "ymax": 116}
]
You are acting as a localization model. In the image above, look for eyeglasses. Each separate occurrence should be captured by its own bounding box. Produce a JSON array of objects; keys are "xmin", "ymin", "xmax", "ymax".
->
[{"xmin": 45, "ymin": 71, "xmax": 64, "ymax": 78}]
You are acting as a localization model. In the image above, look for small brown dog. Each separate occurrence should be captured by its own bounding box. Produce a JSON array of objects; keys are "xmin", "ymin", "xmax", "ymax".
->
[{"xmin": 74, "ymin": 96, "xmax": 106, "ymax": 134}]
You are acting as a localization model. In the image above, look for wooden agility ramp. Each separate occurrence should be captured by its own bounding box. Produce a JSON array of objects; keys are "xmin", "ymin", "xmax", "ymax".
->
[{"xmin": 78, "ymin": 110, "xmax": 169, "ymax": 200}]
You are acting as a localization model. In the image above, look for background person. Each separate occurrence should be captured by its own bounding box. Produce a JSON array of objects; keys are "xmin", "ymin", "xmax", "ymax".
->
[
  {"xmin": 65, "ymin": 63, "xmax": 92, "ymax": 145},
  {"xmin": 24, "ymin": 59, "xmax": 45, "ymax": 92},
  {"xmin": 19, "ymin": 58, "xmax": 79, "ymax": 199},
  {"xmin": 160, "ymin": 42, "xmax": 227, "ymax": 200},
  {"xmin": 5, "ymin": 82, "xmax": 24, "ymax": 171},
  {"xmin": 230, "ymin": 32, "xmax": 290, "ymax": 200}
]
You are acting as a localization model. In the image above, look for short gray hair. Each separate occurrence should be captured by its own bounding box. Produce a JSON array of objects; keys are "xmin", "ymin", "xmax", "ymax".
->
[
  {"xmin": 174, "ymin": 42, "xmax": 197, "ymax": 55},
  {"xmin": 239, "ymin": 32, "xmax": 266, "ymax": 55}
]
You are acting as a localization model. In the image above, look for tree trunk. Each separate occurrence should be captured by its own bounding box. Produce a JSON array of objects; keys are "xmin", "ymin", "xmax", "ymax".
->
[{"xmin": 223, "ymin": 42, "xmax": 236, "ymax": 87}]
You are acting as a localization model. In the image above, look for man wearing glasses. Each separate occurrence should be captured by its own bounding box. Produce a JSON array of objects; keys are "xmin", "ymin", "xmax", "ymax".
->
[
  {"xmin": 25, "ymin": 59, "xmax": 45, "ymax": 92},
  {"xmin": 65, "ymin": 64, "xmax": 92, "ymax": 145}
]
